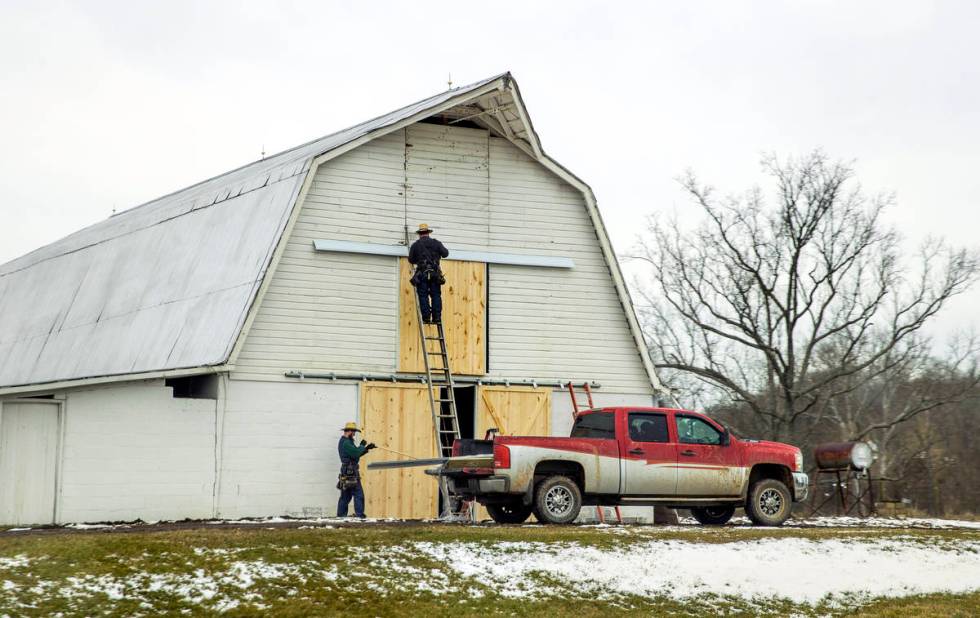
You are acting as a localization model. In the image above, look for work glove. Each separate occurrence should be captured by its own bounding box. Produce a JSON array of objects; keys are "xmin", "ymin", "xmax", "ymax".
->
[
  {"xmin": 359, "ymin": 439, "xmax": 367, "ymax": 446},
  {"xmin": 366, "ymin": 443, "xmax": 377, "ymax": 451}
]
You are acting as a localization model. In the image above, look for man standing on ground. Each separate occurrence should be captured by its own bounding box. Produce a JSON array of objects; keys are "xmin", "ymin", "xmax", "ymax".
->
[
  {"xmin": 337, "ymin": 422, "xmax": 376, "ymax": 518},
  {"xmin": 408, "ymin": 223, "xmax": 449, "ymax": 323}
]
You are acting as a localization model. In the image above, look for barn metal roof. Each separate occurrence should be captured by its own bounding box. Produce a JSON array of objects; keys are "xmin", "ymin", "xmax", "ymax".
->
[{"xmin": 0, "ymin": 74, "xmax": 508, "ymax": 390}]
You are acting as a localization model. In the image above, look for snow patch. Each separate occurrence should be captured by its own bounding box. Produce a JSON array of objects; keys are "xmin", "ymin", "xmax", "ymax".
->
[
  {"xmin": 0, "ymin": 555, "xmax": 31, "ymax": 570},
  {"xmin": 414, "ymin": 537, "xmax": 980, "ymax": 605},
  {"xmin": 787, "ymin": 516, "xmax": 980, "ymax": 530}
]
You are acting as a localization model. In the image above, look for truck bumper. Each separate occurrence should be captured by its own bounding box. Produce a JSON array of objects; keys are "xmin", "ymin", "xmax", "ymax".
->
[
  {"xmin": 450, "ymin": 476, "xmax": 510, "ymax": 495},
  {"xmin": 792, "ymin": 472, "xmax": 809, "ymax": 502}
]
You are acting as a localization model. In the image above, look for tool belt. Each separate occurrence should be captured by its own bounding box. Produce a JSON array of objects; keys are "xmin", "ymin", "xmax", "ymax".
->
[
  {"xmin": 336, "ymin": 474, "xmax": 359, "ymax": 491},
  {"xmin": 337, "ymin": 461, "xmax": 360, "ymax": 490},
  {"xmin": 411, "ymin": 262, "xmax": 445, "ymax": 286}
]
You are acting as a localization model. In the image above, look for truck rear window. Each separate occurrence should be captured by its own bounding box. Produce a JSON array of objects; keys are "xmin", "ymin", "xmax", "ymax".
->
[{"xmin": 570, "ymin": 412, "xmax": 615, "ymax": 439}]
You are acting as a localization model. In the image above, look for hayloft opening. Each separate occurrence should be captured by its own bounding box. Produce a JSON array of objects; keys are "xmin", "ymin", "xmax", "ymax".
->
[{"xmin": 166, "ymin": 374, "xmax": 218, "ymax": 400}]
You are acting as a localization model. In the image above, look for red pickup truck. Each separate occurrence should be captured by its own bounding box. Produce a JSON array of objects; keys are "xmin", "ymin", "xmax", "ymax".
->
[{"xmin": 446, "ymin": 407, "xmax": 808, "ymax": 526}]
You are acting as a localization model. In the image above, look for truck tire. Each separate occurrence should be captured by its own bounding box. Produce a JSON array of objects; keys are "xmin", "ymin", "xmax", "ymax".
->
[
  {"xmin": 533, "ymin": 475, "xmax": 582, "ymax": 524},
  {"xmin": 691, "ymin": 506, "xmax": 736, "ymax": 525},
  {"xmin": 745, "ymin": 478, "xmax": 792, "ymax": 526},
  {"xmin": 486, "ymin": 502, "xmax": 533, "ymax": 524}
]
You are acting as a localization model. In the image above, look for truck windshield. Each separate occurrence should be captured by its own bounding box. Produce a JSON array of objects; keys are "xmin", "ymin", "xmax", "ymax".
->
[{"xmin": 570, "ymin": 412, "xmax": 615, "ymax": 439}]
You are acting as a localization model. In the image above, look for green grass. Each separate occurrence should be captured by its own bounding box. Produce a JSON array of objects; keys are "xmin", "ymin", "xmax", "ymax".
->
[{"xmin": 1, "ymin": 524, "xmax": 978, "ymax": 617}]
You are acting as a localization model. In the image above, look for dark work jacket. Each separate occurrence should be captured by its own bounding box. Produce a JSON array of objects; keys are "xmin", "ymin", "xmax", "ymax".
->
[
  {"xmin": 408, "ymin": 236, "xmax": 449, "ymax": 271},
  {"xmin": 338, "ymin": 436, "xmax": 368, "ymax": 478}
]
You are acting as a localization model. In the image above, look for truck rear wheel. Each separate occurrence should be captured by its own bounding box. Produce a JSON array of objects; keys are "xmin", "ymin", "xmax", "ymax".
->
[
  {"xmin": 486, "ymin": 502, "xmax": 533, "ymax": 524},
  {"xmin": 745, "ymin": 478, "xmax": 792, "ymax": 526},
  {"xmin": 691, "ymin": 506, "xmax": 736, "ymax": 525},
  {"xmin": 533, "ymin": 475, "xmax": 582, "ymax": 524}
]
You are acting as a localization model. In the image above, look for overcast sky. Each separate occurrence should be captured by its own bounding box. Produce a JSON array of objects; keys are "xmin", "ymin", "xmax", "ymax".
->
[{"xmin": 2, "ymin": 0, "xmax": 978, "ymax": 331}]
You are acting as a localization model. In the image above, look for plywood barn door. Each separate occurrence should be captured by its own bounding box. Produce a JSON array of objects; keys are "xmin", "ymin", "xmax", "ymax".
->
[
  {"xmin": 477, "ymin": 386, "xmax": 551, "ymax": 438},
  {"xmin": 359, "ymin": 383, "xmax": 438, "ymax": 519},
  {"xmin": 0, "ymin": 402, "xmax": 60, "ymax": 525},
  {"xmin": 399, "ymin": 258, "xmax": 486, "ymax": 375},
  {"xmin": 474, "ymin": 386, "xmax": 550, "ymax": 522}
]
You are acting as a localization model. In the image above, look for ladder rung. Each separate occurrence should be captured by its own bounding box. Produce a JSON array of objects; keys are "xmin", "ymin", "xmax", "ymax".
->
[{"xmin": 424, "ymin": 336, "xmax": 444, "ymax": 341}]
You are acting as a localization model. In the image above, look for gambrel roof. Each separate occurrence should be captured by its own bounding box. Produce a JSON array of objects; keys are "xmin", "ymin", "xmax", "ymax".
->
[{"xmin": 0, "ymin": 73, "xmax": 662, "ymax": 394}]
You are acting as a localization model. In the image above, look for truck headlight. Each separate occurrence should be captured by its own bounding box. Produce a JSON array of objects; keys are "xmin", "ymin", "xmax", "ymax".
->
[{"xmin": 794, "ymin": 450, "xmax": 804, "ymax": 472}]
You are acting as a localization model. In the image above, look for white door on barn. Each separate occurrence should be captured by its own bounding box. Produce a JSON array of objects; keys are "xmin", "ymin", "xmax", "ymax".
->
[{"xmin": 0, "ymin": 402, "xmax": 60, "ymax": 525}]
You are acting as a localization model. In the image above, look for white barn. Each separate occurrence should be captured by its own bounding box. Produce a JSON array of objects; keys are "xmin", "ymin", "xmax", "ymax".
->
[{"xmin": 0, "ymin": 73, "xmax": 664, "ymax": 525}]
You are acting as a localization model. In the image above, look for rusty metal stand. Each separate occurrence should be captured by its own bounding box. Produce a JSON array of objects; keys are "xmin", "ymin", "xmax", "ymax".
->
[{"xmin": 807, "ymin": 468, "xmax": 877, "ymax": 517}]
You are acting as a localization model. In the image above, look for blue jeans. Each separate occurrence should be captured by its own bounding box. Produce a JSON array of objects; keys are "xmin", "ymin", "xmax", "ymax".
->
[
  {"xmin": 416, "ymin": 277, "xmax": 442, "ymax": 322},
  {"xmin": 337, "ymin": 479, "xmax": 365, "ymax": 518}
]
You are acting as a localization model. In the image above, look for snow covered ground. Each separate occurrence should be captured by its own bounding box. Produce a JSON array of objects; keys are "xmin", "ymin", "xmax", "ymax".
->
[
  {"xmin": 1, "ymin": 520, "xmax": 979, "ymax": 614},
  {"xmin": 3, "ymin": 514, "xmax": 979, "ymax": 534},
  {"xmin": 413, "ymin": 536, "xmax": 980, "ymax": 605}
]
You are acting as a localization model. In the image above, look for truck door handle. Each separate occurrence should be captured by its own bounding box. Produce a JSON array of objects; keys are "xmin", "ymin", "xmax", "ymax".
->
[
  {"xmin": 629, "ymin": 448, "xmax": 644, "ymax": 455},
  {"xmin": 680, "ymin": 450, "xmax": 697, "ymax": 457}
]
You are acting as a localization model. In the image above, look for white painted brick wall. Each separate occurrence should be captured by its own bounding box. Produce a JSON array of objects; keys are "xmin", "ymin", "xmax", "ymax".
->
[
  {"xmin": 216, "ymin": 380, "xmax": 355, "ymax": 519},
  {"xmin": 59, "ymin": 380, "xmax": 216, "ymax": 523}
]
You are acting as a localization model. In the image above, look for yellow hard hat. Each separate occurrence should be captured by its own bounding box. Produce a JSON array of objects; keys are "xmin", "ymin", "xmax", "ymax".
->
[
  {"xmin": 416, "ymin": 223, "xmax": 433, "ymax": 234},
  {"xmin": 341, "ymin": 422, "xmax": 361, "ymax": 432}
]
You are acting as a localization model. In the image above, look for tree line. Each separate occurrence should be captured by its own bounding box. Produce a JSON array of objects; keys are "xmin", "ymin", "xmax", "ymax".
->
[{"xmin": 635, "ymin": 151, "xmax": 980, "ymax": 517}]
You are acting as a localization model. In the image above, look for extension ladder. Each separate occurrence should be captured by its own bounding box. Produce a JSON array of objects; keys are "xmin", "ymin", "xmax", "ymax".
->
[
  {"xmin": 415, "ymin": 303, "xmax": 461, "ymax": 458},
  {"xmin": 413, "ymin": 285, "xmax": 465, "ymax": 519}
]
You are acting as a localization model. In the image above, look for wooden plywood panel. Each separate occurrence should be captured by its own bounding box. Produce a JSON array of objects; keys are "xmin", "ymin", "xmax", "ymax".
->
[
  {"xmin": 359, "ymin": 383, "xmax": 438, "ymax": 519},
  {"xmin": 399, "ymin": 258, "xmax": 486, "ymax": 375},
  {"xmin": 474, "ymin": 386, "xmax": 550, "ymax": 521},
  {"xmin": 0, "ymin": 402, "xmax": 60, "ymax": 525},
  {"xmin": 477, "ymin": 386, "xmax": 551, "ymax": 438}
]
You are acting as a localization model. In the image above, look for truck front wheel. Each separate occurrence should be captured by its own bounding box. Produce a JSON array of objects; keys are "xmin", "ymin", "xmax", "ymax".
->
[
  {"xmin": 745, "ymin": 478, "xmax": 792, "ymax": 526},
  {"xmin": 486, "ymin": 502, "xmax": 533, "ymax": 524},
  {"xmin": 691, "ymin": 506, "xmax": 735, "ymax": 525},
  {"xmin": 533, "ymin": 475, "xmax": 582, "ymax": 524}
]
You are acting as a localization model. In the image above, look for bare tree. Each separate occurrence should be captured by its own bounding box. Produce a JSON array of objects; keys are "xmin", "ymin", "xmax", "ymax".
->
[{"xmin": 634, "ymin": 151, "xmax": 980, "ymax": 442}]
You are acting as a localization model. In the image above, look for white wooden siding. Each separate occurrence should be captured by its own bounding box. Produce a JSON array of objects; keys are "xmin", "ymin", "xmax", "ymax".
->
[
  {"xmin": 233, "ymin": 134, "xmax": 405, "ymax": 380},
  {"xmin": 235, "ymin": 123, "xmax": 652, "ymax": 393},
  {"xmin": 406, "ymin": 123, "xmax": 489, "ymax": 249},
  {"xmin": 487, "ymin": 137, "xmax": 653, "ymax": 393}
]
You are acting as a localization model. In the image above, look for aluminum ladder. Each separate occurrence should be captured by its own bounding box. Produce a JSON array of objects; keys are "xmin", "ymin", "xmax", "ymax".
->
[
  {"xmin": 415, "ymin": 304, "xmax": 461, "ymax": 459},
  {"xmin": 413, "ymin": 288, "xmax": 465, "ymax": 518}
]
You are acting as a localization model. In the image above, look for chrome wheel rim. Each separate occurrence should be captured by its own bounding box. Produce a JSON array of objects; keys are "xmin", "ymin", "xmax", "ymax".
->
[
  {"xmin": 759, "ymin": 488, "xmax": 783, "ymax": 516},
  {"xmin": 545, "ymin": 486, "xmax": 573, "ymax": 516}
]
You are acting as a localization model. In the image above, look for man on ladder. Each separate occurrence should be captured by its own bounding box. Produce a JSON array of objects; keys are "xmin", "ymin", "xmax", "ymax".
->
[{"xmin": 408, "ymin": 223, "xmax": 449, "ymax": 323}]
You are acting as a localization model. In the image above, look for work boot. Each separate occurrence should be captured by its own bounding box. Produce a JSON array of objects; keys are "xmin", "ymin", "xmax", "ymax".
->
[
  {"xmin": 432, "ymin": 315, "xmax": 442, "ymax": 324},
  {"xmin": 422, "ymin": 314, "xmax": 432, "ymax": 324}
]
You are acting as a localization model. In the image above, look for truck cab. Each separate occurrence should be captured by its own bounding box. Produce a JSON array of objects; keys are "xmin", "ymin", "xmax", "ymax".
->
[{"xmin": 448, "ymin": 407, "xmax": 808, "ymax": 526}]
